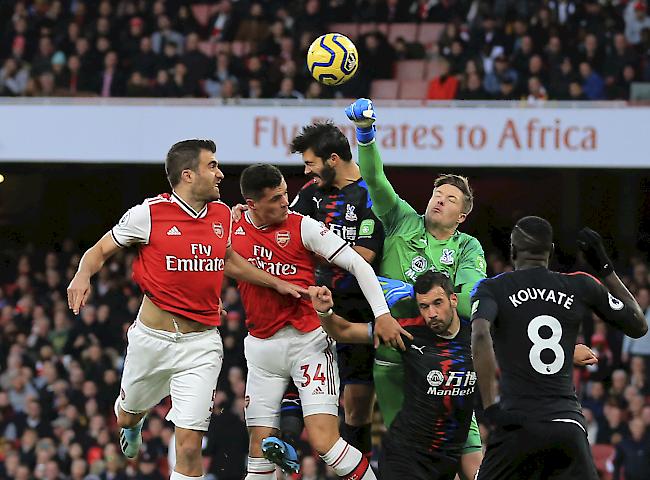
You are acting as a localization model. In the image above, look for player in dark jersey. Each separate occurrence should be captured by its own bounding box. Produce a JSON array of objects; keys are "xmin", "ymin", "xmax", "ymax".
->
[
  {"xmin": 471, "ymin": 216, "xmax": 648, "ymax": 480},
  {"xmin": 287, "ymin": 122, "xmax": 399, "ymax": 457},
  {"xmin": 308, "ymin": 271, "xmax": 475, "ymax": 480}
]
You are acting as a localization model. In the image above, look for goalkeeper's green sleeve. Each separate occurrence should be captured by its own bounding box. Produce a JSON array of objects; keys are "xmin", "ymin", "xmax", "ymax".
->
[
  {"xmin": 456, "ymin": 282, "xmax": 476, "ymax": 320},
  {"xmin": 358, "ymin": 142, "xmax": 398, "ymax": 218}
]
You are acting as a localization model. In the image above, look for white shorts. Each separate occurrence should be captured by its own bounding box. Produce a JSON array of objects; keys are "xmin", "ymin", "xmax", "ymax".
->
[
  {"xmin": 244, "ymin": 326, "xmax": 339, "ymax": 428},
  {"xmin": 119, "ymin": 320, "xmax": 223, "ymax": 431}
]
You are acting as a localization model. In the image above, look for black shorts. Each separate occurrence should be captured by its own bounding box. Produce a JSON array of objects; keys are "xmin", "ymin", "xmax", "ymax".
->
[
  {"xmin": 379, "ymin": 436, "xmax": 459, "ymax": 480},
  {"xmin": 477, "ymin": 420, "xmax": 598, "ymax": 480},
  {"xmin": 333, "ymin": 294, "xmax": 374, "ymax": 385}
]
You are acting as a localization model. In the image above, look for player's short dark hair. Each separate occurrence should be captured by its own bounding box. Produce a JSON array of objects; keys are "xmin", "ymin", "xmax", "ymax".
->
[
  {"xmin": 240, "ymin": 164, "xmax": 284, "ymax": 200},
  {"xmin": 434, "ymin": 174, "xmax": 474, "ymax": 214},
  {"xmin": 414, "ymin": 271, "xmax": 454, "ymax": 297},
  {"xmin": 511, "ymin": 216, "xmax": 554, "ymax": 254},
  {"xmin": 165, "ymin": 139, "xmax": 216, "ymax": 187},
  {"xmin": 290, "ymin": 122, "xmax": 352, "ymax": 162}
]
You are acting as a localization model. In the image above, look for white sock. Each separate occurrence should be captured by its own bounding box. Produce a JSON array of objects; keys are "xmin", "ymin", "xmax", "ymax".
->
[
  {"xmin": 320, "ymin": 437, "xmax": 375, "ymax": 479},
  {"xmin": 169, "ymin": 472, "xmax": 203, "ymax": 479},
  {"xmin": 245, "ymin": 456, "xmax": 276, "ymax": 479}
]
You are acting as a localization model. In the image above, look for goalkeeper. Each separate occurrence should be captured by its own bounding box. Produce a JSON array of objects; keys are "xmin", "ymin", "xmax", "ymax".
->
[{"xmin": 345, "ymin": 98, "xmax": 487, "ymax": 479}]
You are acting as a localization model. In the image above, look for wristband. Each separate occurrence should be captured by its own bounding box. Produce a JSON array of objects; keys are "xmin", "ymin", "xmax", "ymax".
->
[
  {"xmin": 316, "ymin": 308, "xmax": 333, "ymax": 318},
  {"xmin": 356, "ymin": 125, "xmax": 376, "ymax": 144},
  {"xmin": 367, "ymin": 323, "xmax": 374, "ymax": 341}
]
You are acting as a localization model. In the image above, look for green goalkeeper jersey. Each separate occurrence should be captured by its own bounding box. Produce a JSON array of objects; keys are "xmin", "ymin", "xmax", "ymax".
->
[
  {"xmin": 358, "ymin": 141, "xmax": 486, "ymax": 320},
  {"xmin": 359, "ymin": 140, "xmax": 487, "ymax": 432}
]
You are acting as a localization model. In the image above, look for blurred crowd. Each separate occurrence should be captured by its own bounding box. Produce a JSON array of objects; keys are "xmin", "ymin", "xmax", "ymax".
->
[
  {"xmin": 0, "ymin": 238, "xmax": 649, "ymax": 479},
  {"xmin": 1, "ymin": 0, "xmax": 650, "ymax": 101}
]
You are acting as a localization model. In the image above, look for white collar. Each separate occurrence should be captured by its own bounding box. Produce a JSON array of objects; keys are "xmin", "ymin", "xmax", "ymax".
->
[
  {"xmin": 244, "ymin": 210, "xmax": 269, "ymax": 230},
  {"xmin": 171, "ymin": 191, "xmax": 208, "ymax": 219}
]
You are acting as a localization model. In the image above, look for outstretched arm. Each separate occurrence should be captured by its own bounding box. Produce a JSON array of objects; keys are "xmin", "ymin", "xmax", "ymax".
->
[
  {"xmin": 346, "ymin": 98, "xmax": 400, "ymax": 219},
  {"xmin": 309, "ymin": 286, "xmax": 372, "ymax": 344},
  {"xmin": 67, "ymin": 232, "xmax": 121, "ymax": 314},
  {"xmin": 225, "ymin": 247, "xmax": 306, "ymax": 299},
  {"xmin": 578, "ymin": 227, "xmax": 648, "ymax": 338}
]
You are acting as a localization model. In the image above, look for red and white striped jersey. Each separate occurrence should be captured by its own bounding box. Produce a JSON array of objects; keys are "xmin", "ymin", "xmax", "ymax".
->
[
  {"xmin": 232, "ymin": 210, "xmax": 348, "ymax": 338},
  {"xmin": 111, "ymin": 192, "xmax": 232, "ymax": 326}
]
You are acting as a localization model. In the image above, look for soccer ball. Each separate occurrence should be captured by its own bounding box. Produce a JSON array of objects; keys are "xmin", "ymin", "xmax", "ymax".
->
[{"xmin": 307, "ymin": 33, "xmax": 359, "ymax": 86}]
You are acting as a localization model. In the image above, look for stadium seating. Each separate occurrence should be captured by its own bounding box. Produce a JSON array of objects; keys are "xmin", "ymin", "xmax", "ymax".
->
[
  {"xmin": 416, "ymin": 23, "xmax": 445, "ymax": 47},
  {"xmin": 388, "ymin": 23, "xmax": 418, "ymax": 43},
  {"xmin": 358, "ymin": 22, "xmax": 389, "ymax": 36},
  {"xmin": 370, "ymin": 79, "xmax": 399, "ymax": 99},
  {"xmin": 398, "ymin": 80, "xmax": 429, "ymax": 99},
  {"xmin": 329, "ymin": 23, "xmax": 360, "ymax": 40},
  {"xmin": 395, "ymin": 60, "xmax": 426, "ymax": 81}
]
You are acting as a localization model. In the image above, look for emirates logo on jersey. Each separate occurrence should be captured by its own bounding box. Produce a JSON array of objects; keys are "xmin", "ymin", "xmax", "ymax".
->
[
  {"xmin": 276, "ymin": 230, "xmax": 290, "ymax": 247},
  {"xmin": 212, "ymin": 222, "xmax": 224, "ymax": 238}
]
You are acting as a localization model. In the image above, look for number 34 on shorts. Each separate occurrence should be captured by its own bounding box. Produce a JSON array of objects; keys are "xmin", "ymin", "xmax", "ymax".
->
[{"xmin": 243, "ymin": 327, "xmax": 340, "ymax": 428}]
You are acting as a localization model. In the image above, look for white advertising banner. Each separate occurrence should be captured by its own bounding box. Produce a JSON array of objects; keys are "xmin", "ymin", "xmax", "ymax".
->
[{"xmin": 1, "ymin": 101, "xmax": 649, "ymax": 167}]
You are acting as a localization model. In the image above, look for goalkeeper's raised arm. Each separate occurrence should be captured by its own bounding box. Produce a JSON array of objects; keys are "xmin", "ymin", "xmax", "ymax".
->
[{"xmin": 345, "ymin": 98, "xmax": 416, "ymax": 231}]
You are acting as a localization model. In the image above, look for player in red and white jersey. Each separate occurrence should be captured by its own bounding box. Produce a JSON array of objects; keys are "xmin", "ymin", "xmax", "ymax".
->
[
  {"xmin": 67, "ymin": 140, "xmax": 306, "ymax": 480},
  {"xmin": 232, "ymin": 164, "xmax": 409, "ymax": 480}
]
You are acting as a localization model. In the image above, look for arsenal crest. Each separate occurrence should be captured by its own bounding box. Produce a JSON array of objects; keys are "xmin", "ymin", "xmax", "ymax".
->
[
  {"xmin": 276, "ymin": 230, "xmax": 290, "ymax": 247},
  {"xmin": 212, "ymin": 222, "xmax": 224, "ymax": 238}
]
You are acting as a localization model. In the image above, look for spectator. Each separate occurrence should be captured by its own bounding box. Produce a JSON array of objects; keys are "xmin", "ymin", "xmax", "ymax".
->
[
  {"xmin": 483, "ymin": 54, "xmax": 518, "ymax": 96},
  {"xmin": 181, "ymin": 33, "xmax": 210, "ymax": 97},
  {"xmin": 132, "ymin": 37, "xmax": 161, "ymax": 80},
  {"xmin": 567, "ymin": 80, "xmax": 588, "ymax": 100},
  {"xmin": 624, "ymin": 1, "xmax": 650, "ymax": 46},
  {"xmin": 427, "ymin": 58, "xmax": 459, "ymax": 99},
  {"xmin": 359, "ymin": 33, "xmax": 395, "ymax": 80},
  {"xmin": 456, "ymin": 72, "xmax": 488, "ymax": 100},
  {"xmin": 549, "ymin": 56, "xmax": 575, "ymax": 99},
  {"xmin": 96, "ymin": 51, "xmax": 126, "ymax": 97},
  {"xmin": 220, "ymin": 77, "xmax": 240, "ymax": 100},
  {"xmin": 151, "ymin": 15, "xmax": 184, "ymax": 56},
  {"xmin": 31, "ymin": 36, "xmax": 55, "ymax": 76},
  {"xmin": 598, "ymin": 402, "xmax": 630, "ymax": 445},
  {"xmin": 235, "ymin": 3, "xmax": 269, "ymax": 45},
  {"xmin": 576, "ymin": 33, "xmax": 605, "ymax": 74},
  {"xmin": 0, "ymin": 0, "xmax": 644, "ymax": 101},
  {"xmin": 629, "ymin": 355, "xmax": 649, "ymax": 395},
  {"xmin": 210, "ymin": 1, "xmax": 240, "ymax": 42},
  {"xmin": 579, "ymin": 61, "xmax": 605, "ymax": 99},
  {"xmin": 525, "ymin": 75, "xmax": 548, "ymax": 103},
  {"xmin": 245, "ymin": 77, "xmax": 265, "ymax": 98},
  {"xmin": 613, "ymin": 418, "xmax": 650, "ymax": 480},
  {"xmin": 276, "ymin": 76, "xmax": 304, "ymax": 99},
  {"xmin": 608, "ymin": 64, "xmax": 637, "ymax": 99},
  {"xmin": 0, "ymin": 57, "xmax": 29, "ymax": 95},
  {"xmin": 120, "ymin": 17, "xmax": 146, "ymax": 61}
]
